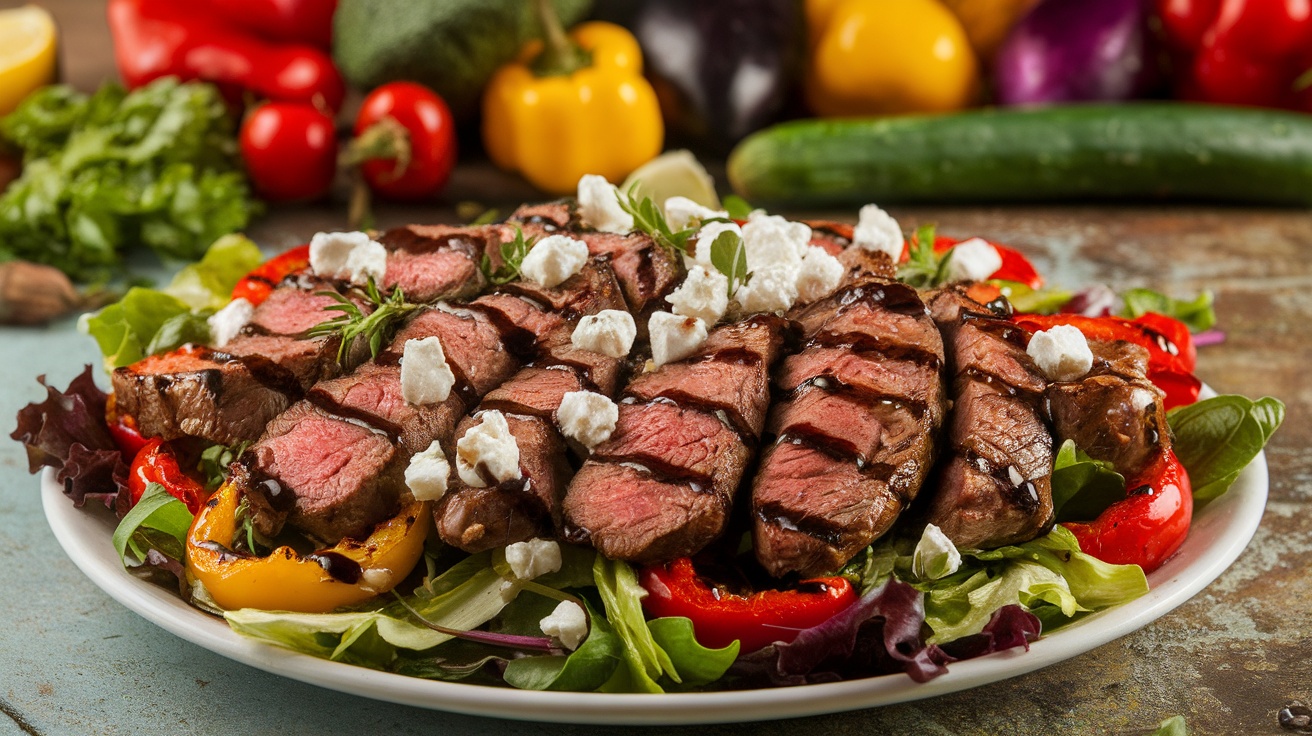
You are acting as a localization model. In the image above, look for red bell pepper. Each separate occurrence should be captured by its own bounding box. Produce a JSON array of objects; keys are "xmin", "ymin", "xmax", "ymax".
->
[
  {"xmin": 231, "ymin": 244, "xmax": 310, "ymax": 305},
  {"xmin": 200, "ymin": 0, "xmax": 337, "ymax": 50},
  {"xmin": 127, "ymin": 439, "xmax": 209, "ymax": 513},
  {"xmin": 107, "ymin": 0, "xmax": 345, "ymax": 111},
  {"xmin": 107, "ymin": 409, "xmax": 151, "ymax": 460},
  {"xmin": 1157, "ymin": 0, "xmax": 1312, "ymax": 109},
  {"xmin": 898, "ymin": 235, "xmax": 1045, "ymax": 290},
  {"xmin": 1012, "ymin": 312, "xmax": 1202, "ymax": 409},
  {"xmin": 1064, "ymin": 449, "xmax": 1193, "ymax": 573},
  {"xmin": 639, "ymin": 558, "xmax": 858, "ymax": 654}
]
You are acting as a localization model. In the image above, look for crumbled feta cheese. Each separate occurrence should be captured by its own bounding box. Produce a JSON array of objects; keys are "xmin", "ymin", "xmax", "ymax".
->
[
  {"xmin": 456, "ymin": 410, "xmax": 521, "ymax": 487},
  {"xmin": 405, "ymin": 440, "xmax": 451, "ymax": 501},
  {"xmin": 571, "ymin": 309, "xmax": 637, "ymax": 358},
  {"xmin": 691, "ymin": 221, "xmax": 743, "ymax": 270},
  {"xmin": 648, "ymin": 311, "xmax": 708, "ymax": 367},
  {"xmin": 795, "ymin": 247, "xmax": 845, "ymax": 304},
  {"xmin": 663, "ymin": 196, "xmax": 725, "ymax": 231},
  {"xmin": 505, "ymin": 538, "xmax": 562, "ymax": 581},
  {"xmin": 1027, "ymin": 325, "xmax": 1094, "ymax": 382},
  {"xmin": 853, "ymin": 204, "xmax": 904, "ymax": 261},
  {"xmin": 519, "ymin": 234, "xmax": 589, "ymax": 288},
  {"xmin": 400, "ymin": 336, "xmax": 456, "ymax": 405},
  {"xmin": 945, "ymin": 237, "xmax": 1003, "ymax": 283},
  {"xmin": 557, "ymin": 391, "xmax": 619, "ymax": 449},
  {"xmin": 540, "ymin": 600, "xmax": 588, "ymax": 650},
  {"xmin": 666, "ymin": 266, "xmax": 729, "ymax": 325},
  {"xmin": 360, "ymin": 568, "xmax": 392, "ymax": 593},
  {"xmin": 309, "ymin": 231, "xmax": 387, "ymax": 284},
  {"xmin": 577, "ymin": 174, "xmax": 633, "ymax": 234},
  {"xmin": 735, "ymin": 265, "xmax": 798, "ymax": 314},
  {"xmin": 741, "ymin": 212, "xmax": 810, "ymax": 270},
  {"xmin": 912, "ymin": 523, "xmax": 962, "ymax": 581},
  {"xmin": 207, "ymin": 297, "xmax": 253, "ymax": 348}
]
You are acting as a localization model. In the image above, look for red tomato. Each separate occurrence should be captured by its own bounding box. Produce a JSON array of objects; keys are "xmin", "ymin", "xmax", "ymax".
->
[
  {"xmin": 127, "ymin": 439, "xmax": 209, "ymax": 513},
  {"xmin": 1207, "ymin": 0, "xmax": 1312, "ymax": 61},
  {"xmin": 240, "ymin": 103, "xmax": 338, "ymax": 202},
  {"xmin": 353, "ymin": 82, "xmax": 456, "ymax": 200},
  {"xmin": 1158, "ymin": 0, "xmax": 1222, "ymax": 49},
  {"xmin": 1185, "ymin": 43, "xmax": 1292, "ymax": 106}
]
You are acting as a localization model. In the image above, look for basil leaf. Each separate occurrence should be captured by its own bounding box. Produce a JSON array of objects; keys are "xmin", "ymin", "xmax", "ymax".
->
[
  {"xmin": 1050, "ymin": 440, "xmax": 1127, "ymax": 522},
  {"xmin": 709, "ymin": 229, "xmax": 749, "ymax": 297},
  {"xmin": 1168, "ymin": 395, "xmax": 1284, "ymax": 503},
  {"xmin": 143, "ymin": 310, "xmax": 211, "ymax": 356},
  {"xmin": 1119, "ymin": 288, "xmax": 1216, "ymax": 332},
  {"xmin": 721, "ymin": 194, "xmax": 754, "ymax": 220},
  {"xmin": 111, "ymin": 482, "xmax": 194, "ymax": 565}
]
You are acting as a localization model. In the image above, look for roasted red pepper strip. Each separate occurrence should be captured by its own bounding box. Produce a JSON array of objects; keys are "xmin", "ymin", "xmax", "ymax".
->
[
  {"xmin": 231, "ymin": 244, "xmax": 310, "ymax": 306},
  {"xmin": 127, "ymin": 439, "xmax": 209, "ymax": 513},
  {"xmin": 896, "ymin": 235, "xmax": 1045, "ymax": 289},
  {"xmin": 105, "ymin": 396, "xmax": 151, "ymax": 459},
  {"xmin": 639, "ymin": 558, "xmax": 857, "ymax": 654},
  {"xmin": 1012, "ymin": 312, "xmax": 1202, "ymax": 409},
  {"xmin": 1064, "ymin": 450, "xmax": 1193, "ymax": 573},
  {"xmin": 107, "ymin": 0, "xmax": 345, "ymax": 110}
]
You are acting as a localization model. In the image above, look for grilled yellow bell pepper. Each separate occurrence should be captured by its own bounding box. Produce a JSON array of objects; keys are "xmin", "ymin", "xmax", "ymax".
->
[
  {"xmin": 482, "ymin": 1, "xmax": 663, "ymax": 195},
  {"xmin": 186, "ymin": 482, "xmax": 429, "ymax": 613},
  {"xmin": 805, "ymin": 0, "xmax": 979, "ymax": 117}
]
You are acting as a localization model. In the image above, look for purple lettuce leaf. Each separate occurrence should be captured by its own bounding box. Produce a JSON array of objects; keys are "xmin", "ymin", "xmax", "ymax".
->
[{"xmin": 938, "ymin": 605, "xmax": 1042, "ymax": 661}]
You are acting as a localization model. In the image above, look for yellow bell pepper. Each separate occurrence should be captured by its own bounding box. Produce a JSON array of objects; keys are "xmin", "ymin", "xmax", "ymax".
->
[
  {"xmin": 482, "ymin": 0, "xmax": 663, "ymax": 195},
  {"xmin": 805, "ymin": 0, "xmax": 979, "ymax": 117},
  {"xmin": 186, "ymin": 482, "xmax": 429, "ymax": 613}
]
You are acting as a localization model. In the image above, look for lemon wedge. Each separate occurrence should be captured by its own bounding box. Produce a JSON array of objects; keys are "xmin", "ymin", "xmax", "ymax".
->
[
  {"xmin": 0, "ymin": 5, "xmax": 57, "ymax": 116},
  {"xmin": 621, "ymin": 150, "xmax": 721, "ymax": 210}
]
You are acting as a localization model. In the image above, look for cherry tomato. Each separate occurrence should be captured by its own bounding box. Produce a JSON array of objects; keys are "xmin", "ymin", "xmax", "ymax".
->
[
  {"xmin": 127, "ymin": 439, "xmax": 209, "ymax": 513},
  {"xmin": 1157, "ymin": 0, "xmax": 1222, "ymax": 49},
  {"xmin": 352, "ymin": 82, "xmax": 456, "ymax": 200},
  {"xmin": 1185, "ymin": 43, "xmax": 1292, "ymax": 106},
  {"xmin": 240, "ymin": 102, "xmax": 337, "ymax": 202},
  {"xmin": 1207, "ymin": 0, "xmax": 1312, "ymax": 61}
]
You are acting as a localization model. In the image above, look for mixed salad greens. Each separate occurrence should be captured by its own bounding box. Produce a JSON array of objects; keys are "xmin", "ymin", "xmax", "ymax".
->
[{"xmin": 13, "ymin": 207, "xmax": 1283, "ymax": 694}]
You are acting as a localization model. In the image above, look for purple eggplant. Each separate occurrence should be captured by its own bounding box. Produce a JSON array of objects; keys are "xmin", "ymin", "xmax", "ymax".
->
[{"xmin": 995, "ymin": 0, "xmax": 1161, "ymax": 105}]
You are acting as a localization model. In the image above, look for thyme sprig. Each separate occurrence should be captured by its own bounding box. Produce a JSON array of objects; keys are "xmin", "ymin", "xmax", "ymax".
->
[
  {"xmin": 896, "ymin": 224, "xmax": 954, "ymax": 289},
  {"xmin": 616, "ymin": 184, "xmax": 697, "ymax": 256},
  {"xmin": 479, "ymin": 226, "xmax": 535, "ymax": 285},
  {"xmin": 307, "ymin": 278, "xmax": 421, "ymax": 364}
]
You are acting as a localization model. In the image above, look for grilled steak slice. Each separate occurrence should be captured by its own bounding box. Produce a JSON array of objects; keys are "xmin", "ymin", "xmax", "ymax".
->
[
  {"xmin": 466, "ymin": 293, "xmax": 567, "ymax": 355},
  {"xmin": 501, "ymin": 258, "xmax": 627, "ymax": 319},
  {"xmin": 221, "ymin": 334, "xmax": 340, "ymax": 393},
  {"xmin": 576, "ymin": 231, "xmax": 682, "ymax": 323},
  {"xmin": 384, "ymin": 307, "xmax": 518, "ymax": 402},
  {"xmin": 241, "ymin": 401, "xmax": 404, "ymax": 544},
  {"xmin": 112, "ymin": 347, "xmax": 290, "ymax": 445},
  {"xmin": 437, "ymin": 412, "xmax": 572, "ymax": 552},
  {"xmin": 377, "ymin": 224, "xmax": 499, "ymax": 302},
  {"xmin": 594, "ymin": 401, "xmax": 750, "ymax": 483},
  {"xmin": 752, "ymin": 278, "xmax": 946, "ymax": 577},
  {"xmin": 479, "ymin": 366, "xmax": 587, "ymax": 420},
  {"xmin": 246, "ymin": 285, "xmax": 363, "ymax": 338},
  {"xmin": 308, "ymin": 362, "xmax": 465, "ymax": 457},
  {"xmin": 923, "ymin": 287, "xmax": 1055, "ymax": 549},
  {"xmin": 509, "ymin": 201, "xmax": 574, "ymax": 232},
  {"xmin": 1046, "ymin": 340, "xmax": 1168, "ymax": 478}
]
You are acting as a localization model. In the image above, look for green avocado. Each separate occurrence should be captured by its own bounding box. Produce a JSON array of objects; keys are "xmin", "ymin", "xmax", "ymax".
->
[{"xmin": 333, "ymin": 0, "xmax": 594, "ymax": 119}]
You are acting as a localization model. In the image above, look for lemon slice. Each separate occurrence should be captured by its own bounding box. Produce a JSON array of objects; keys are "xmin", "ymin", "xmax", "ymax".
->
[
  {"xmin": 0, "ymin": 5, "xmax": 57, "ymax": 117},
  {"xmin": 621, "ymin": 150, "xmax": 721, "ymax": 210}
]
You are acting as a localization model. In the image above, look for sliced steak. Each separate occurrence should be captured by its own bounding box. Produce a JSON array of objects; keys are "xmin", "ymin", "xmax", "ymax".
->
[
  {"xmin": 776, "ymin": 348, "xmax": 942, "ymax": 420},
  {"xmin": 221, "ymin": 333, "xmax": 340, "ymax": 393},
  {"xmin": 501, "ymin": 257, "xmax": 627, "ymax": 319},
  {"xmin": 308, "ymin": 362, "xmax": 465, "ymax": 457},
  {"xmin": 593, "ymin": 401, "xmax": 750, "ymax": 484},
  {"xmin": 377, "ymin": 224, "xmax": 501, "ymax": 302},
  {"xmin": 241, "ymin": 401, "xmax": 404, "ymax": 544},
  {"xmin": 509, "ymin": 201, "xmax": 574, "ymax": 233},
  {"xmin": 245, "ymin": 285, "xmax": 363, "ymax": 338},
  {"xmin": 577, "ymin": 231, "xmax": 682, "ymax": 322},
  {"xmin": 384, "ymin": 307, "xmax": 519, "ymax": 401},
  {"xmin": 112, "ymin": 347, "xmax": 290, "ymax": 445},
  {"xmin": 479, "ymin": 365, "xmax": 587, "ymax": 420},
  {"xmin": 769, "ymin": 385, "xmax": 928, "ymax": 469},
  {"xmin": 466, "ymin": 293, "xmax": 566, "ymax": 356}
]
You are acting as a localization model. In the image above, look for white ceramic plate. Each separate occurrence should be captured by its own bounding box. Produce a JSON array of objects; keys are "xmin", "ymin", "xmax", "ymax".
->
[{"xmin": 42, "ymin": 436, "xmax": 1268, "ymax": 725}]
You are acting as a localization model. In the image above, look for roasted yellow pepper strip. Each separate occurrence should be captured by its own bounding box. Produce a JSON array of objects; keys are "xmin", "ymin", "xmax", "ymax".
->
[
  {"xmin": 805, "ymin": 0, "xmax": 979, "ymax": 117},
  {"xmin": 482, "ymin": 1, "xmax": 662, "ymax": 195},
  {"xmin": 186, "ymin": 482, "xmax": 429, "ymax": 613}
]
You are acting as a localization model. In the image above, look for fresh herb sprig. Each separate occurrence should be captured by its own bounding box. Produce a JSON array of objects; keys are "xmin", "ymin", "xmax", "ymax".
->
[
  {"xmin": 897, "ymin": 224, "xmax": 953, "ymax": 289},
  {"xmin": 480, "ymin": 226, "xmax": 535, "ymax": 285},
  {"xmin": 307, "ymin": 278, "xmax": 421, "ymax": 364},
  {"xmin": 709, "ymin": 229, "xmax": 751, "ymax": 297},
  {"xmin": 617, "ymin": 185, "xmax": 697, "ymax": 256}
]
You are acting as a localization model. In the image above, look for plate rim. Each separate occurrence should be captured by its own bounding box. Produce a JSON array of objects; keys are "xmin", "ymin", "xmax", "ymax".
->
[{"xmin": 40, "ymin": 408, "xmax": 1269, "ymax": 724}]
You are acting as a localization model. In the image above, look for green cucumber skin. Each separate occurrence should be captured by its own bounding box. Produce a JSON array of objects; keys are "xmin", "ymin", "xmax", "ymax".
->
[{"xmin": 727, "ymin": 104, "xmax": 1312, "ymax": 207}]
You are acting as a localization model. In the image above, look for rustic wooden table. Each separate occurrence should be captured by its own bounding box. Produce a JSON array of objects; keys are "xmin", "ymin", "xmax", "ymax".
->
[{"xmin": 1, "ymin": 2, "xmax": 1308, "ymax": 734}]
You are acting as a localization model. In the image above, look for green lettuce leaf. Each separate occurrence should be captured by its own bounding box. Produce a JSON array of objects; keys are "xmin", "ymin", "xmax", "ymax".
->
[
  {"xmin": 80, "ymin": 287, "xmax": 194, "ymax": 370},
  {"xmin": 593, "ymin": 556, "xmax": 679, "ymax": 693},
  {"xmin": 164, "ymin": 233, "xmax": 263, "ymax": 311},
  {"xmin": 1050, "ymin": 440, "xmax": 1127, "ymax": 522},
  {"xmin": 1168, "ymin": 395, "xmax": 1284, "ymax": 503},
  {"xmin": 111, "ymin": 482, "xmax": 193, "ymax": 565},
  {"xmin": 502, "ymin": 600, "xmax": 622, "ymax": 692},
  {"xmin": 996, "ymin": 281, "xmax": 1074, "ymax": 314},
  {"xmin": 1119, "ymin": 288, "xmax": 1216, "ymax": 332},
  {"xmin": 647, "ymin": 617, "xmax": 739, "ymax": 688}
]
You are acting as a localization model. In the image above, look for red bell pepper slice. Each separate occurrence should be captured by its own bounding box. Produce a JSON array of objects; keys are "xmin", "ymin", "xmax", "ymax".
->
[
  {"xmin": 898, "ymin": 236, "xmax": 1045, "ymax": 290},
  {"xmin": 639, "ymin": 558, "xmax": 857, "ymax": 654},
  {"xmin": 108, "ymin": 411, "xmax": 151, "ymax": 460},
  {"xmin": 1064, "ymin": 449, "xmax": 1193, "ymax": 573},
  {"xmin": 127, "ymin": 439, "xmax": 209, "ymax": 514},
  {"xmin": 231, "ymin": 244, "xmax": 311, "ymax": 306}
]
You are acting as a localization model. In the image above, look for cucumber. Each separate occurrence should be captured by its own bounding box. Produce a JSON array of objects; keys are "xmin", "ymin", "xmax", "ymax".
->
[{"xmin": 727, "ymin": 103, "xmax": 1312, "ymax": 207}]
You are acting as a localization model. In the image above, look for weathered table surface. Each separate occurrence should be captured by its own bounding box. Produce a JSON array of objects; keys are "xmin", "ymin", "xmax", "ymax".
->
[{"xmin": 2, "ymin": 3, "xmax": 1309, "ymax": 734}]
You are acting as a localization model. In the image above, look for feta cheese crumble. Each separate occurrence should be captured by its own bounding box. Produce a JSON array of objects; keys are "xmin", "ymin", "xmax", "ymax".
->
[
  {"xmin": 691, "ymin": 220, "xmax": 743, "ymax": 270},
  {"xmin": 405, "ymin": 440, "xmax": 451, "ymax": 501},
  {"xmin": 912, "ymin": 523, "xmax": 962, "ymax": 581},
  {"xmin": 945, "ymin": 237, "xmax": 1003, "ymax": 283},
  {"xmin": 853, "ymin": 204, "xmax": 904, "ymax": 261},
  {"xmin": 1027, "ymin": 324, "xmax": 1094, "ymax": 382},
  {"xmin": 742, "ymin": 211, "xmax": 810, "ymax": 269},
  {"xmin": 309, "ymin": 231, "xmax": 387, "ymax": 285},
  {"xmin": 648, "ymin": 311, "xmax": 708, "ymax": 367},
  {"xmin": 400, "ymin": 336, "xmax": 456, "ymax": 405},
  {"xmin": 505, "ymin": 538, "xmax": 562, "ymax": 581},
  {"xmin": 540, "ymin": 600, "xmax": 588, "ymax": 650},
  {"xmin": 795, "ymin": 247, "xmax": 845, "ymax": 304},
  {"xmin": 207, "ymin": 297, "xmax": 253, "ymax": 348},
  {"xmin": 666, "ymin": 265, "xmax": 729, "ymax": 325},
  {"xmin": 519, "ymin": 234, "xmax": 589, "ymax": 288},
  {"xmin": 456, "ymin": 410, "xmax": 521, "ymax": 487},
  {"xmin": 735, "ymin": 265, "xmax": 799, "ymax": 315},
  {"xmin": 577, "ymin": 174, "xmax": 633, "ymax": 234},
  {"xmin": 663, "ymin": 196, "xmax": 725, "ymax": 231},
  {"xmin": 557, "ymin": 391, "xmax": 619, "ymax": 450},
  {"xmin": 571, "ymin": 309, "xmax": 637, "ymax": 358}
]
